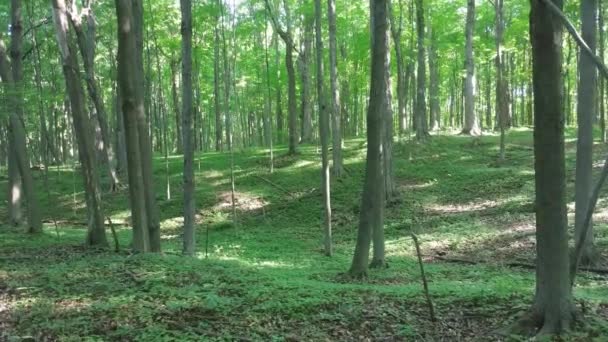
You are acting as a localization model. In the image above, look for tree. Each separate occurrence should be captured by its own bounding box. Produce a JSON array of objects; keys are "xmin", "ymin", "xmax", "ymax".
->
[
  {"xmin": 265, "ymin": 0, "xmax": 298, "ymax": 155},
  {"xmin": 299, "ymin": 10, "xmax": 313, "ymax": 144},
  {"xmin": 415, "ymin": 0, "xmax": 428, "ymax": 140},
  {"xmin": 328, "ymin": 0, "xmax": 343, "ymax": 176},
  {"xmin": 115, "ymin": 0, "xmax": 160, "ymax": 252},
  {"xmin": 315, "ymin": 0, "xmax": 332, "ymax": 256},
  {"xmin": 349, "ymin": 0, "xmax": 388, "ymax": 277},
  {"xmin": 574, "ymin": 0, "xmax": 597, "ymax": 265},
  {"xmin": 389, "ymin": 0, "xmax": 406, "ymax": 134},
  {"xmin": 522, "ymin": 0, "xmax": 574, "ymax": 334},
  {"xmin": 181, "ymin": 0, "xmax": 196, "ymax": 256},
  {"xmin": 69, "ymin": 0, "xmax": 121, "ymax": 191},
  {"xmin": 495, "ymin": 0, "xmax": 508, "ymax": 161},
  {"xmin": 0, "ymin": 0, "xmax": 42, "ymax": 234},
  {"xmin": 461, "ymin": 0, "xmax": 480, "ymax": 135},
  {"xmin": 50, "ymin": 0, "xmax": 108, "ymax": 247}
]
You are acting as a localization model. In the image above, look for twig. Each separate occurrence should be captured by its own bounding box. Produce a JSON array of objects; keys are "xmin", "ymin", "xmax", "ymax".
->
[
  {"xmin": 411, "ymin": 234, "xmax": 437, "ymax": 322},
  {"xmin": 107, "ymin": 216, "xmax": 120, "ymax": 252},
  {"xmin": 253, "ymin": 174, "xmax": 293, "ymax": 197}
]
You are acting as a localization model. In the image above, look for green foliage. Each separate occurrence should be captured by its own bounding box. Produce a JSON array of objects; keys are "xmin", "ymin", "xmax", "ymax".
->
[{"xmin": 1, "ymin": 131, "xmax": 608, "ymax": 340}]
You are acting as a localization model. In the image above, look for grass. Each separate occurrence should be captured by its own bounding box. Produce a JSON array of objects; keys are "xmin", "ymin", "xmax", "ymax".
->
[{"xmin": 1, "ymin": 128, "xmax": 608, "ymax": 341}]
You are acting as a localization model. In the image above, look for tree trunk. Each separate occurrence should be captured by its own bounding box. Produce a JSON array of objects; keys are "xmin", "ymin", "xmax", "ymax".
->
[
  {"xmin": 496, "ymin": 0, "xmax": 508, "ymax": 161},
  {"xmin": 428, "ymin": 26, "xmax": 440, "ymax": 131},
  {"xmin": 115, "ymin": 0, "xmax": 151, "ymax": 252},
  {"xmin": 390, "ymin": 0, "xmax": 406, "ymax": 135},
  {"xmin": 133, "ymin": 0, "xmax": 161, "ymax": 252},
  {"xmin": 70, "ymin": 7, "xmax": 120, "ymax": 191},
  {"xmin": 524, "ymin": 0, "xmax": 574, "ymax": 334},
  {"xmin": 214, "ymin": 25, "xmax": 223, "ymax": 152},
  {"xmin": 462, "ymin": 0, "xmax": 479, "ymax": 135},
  {"xmin": 181, "ymin": 0, "xmax": 196, "ymax": 256},
  {"xmin": 349, "ymin": 0, "xmax": 388, "ymax": 277},
  {"xmin": 171, "ymin": 60, "xmax": 183, "ymax": 154},
  {"xmin": 574, "ymin": 0, "xmax": 598, "ymax": 265},
  {"xmin": 299, "ymin": 14, "xmax": 313, "ymax": 144},
  {"xmin": 415, "ymin": 0, "xmax": 428, "ymax": 140},
  {"xmin": 1, "ymin": 1, "xmax": 42, "ymax": 234},
  {"xmin": 601, "ymin": 1, "xmax": 606, "ymax": 142},
  {"xmin": 328, "ymin": 0, "xmax": 343, "ymax": 175},
  {"xmin": 51, "ymin": 0, "xmax": 107, "ymax": 247},
  {"xmin": 315, "ymin": 0, "xmax": 332, "ymax": 256}
]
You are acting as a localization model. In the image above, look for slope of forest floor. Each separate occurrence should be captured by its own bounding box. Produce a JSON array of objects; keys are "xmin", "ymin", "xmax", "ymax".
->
[{"xmin": 2, "ymin": 129, "xmax": 608, "ymax": 341}]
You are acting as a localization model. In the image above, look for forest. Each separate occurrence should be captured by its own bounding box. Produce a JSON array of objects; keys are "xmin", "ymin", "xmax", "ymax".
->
[{"xmin": 1, "ymin": 0, "xmax": 608, "ymax": 340}]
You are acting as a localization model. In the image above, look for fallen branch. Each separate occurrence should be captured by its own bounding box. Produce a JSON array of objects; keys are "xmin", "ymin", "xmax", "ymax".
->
[
  {"xmin": 411, "ymin": 234, "xmax": 437, "ymax": 322},
  {"xmin": 434, "ymin": 255, "xmax": 608, "ymax": 276},
  {"xmin": 253, "ymin": 175, "xmax": 293, "ymax": 197}
]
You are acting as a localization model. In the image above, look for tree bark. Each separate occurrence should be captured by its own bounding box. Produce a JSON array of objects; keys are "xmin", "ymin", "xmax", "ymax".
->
[
  {"xmin": 574, "ymin": 0, "xmax": 598, "ymax": 265},
  {"xmin": 524, "ymin": 0, "xmax": 574, "ymax": 334},
  {"xmin": 462, "ymin": 0, "xmax": 480, "ymax": 135},
  {"xmin": 69, "ymin": 5, "xmax": 120, "ymax": 191},
  {"xmin": 496, "ymin": 0, "xmax": 508, "ymax": 161},
  {"xmin": 415, "ymin": 0, "xmax": 428, "ymax": 140},
  {"xmin": 51, "ymin": 0, "xmax": 107, "ymax": 247},
  {"xmin": 214, "ymin": 25, "xmax": 223, "ymax": 152},
  {"xmin": 315, "ymin": 0, "xmax": 332, "ymax": 256},
  {"xmin": 299, "ymin": 14, "xmax": 313, "ymax": 144},
  {"xmin": 328, "ymin": 0, "xmax": 343, "ymax": 174},
  {"xmin": 0, "ymin": 1, "xmax": 42, "ymax": 234},
  {"xmin": 181, "ymin": 0, "xmax": 195, "ymax": 256},
  {"xmin": 115, "ymin": 0, "xmax": 151, "ymax": 252},
  {"xmin": 349, "ymin": 0, "xmax": 388, "ymax": 277}
]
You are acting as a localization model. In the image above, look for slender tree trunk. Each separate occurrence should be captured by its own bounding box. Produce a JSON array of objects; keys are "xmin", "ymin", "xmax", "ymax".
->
[
  {"xmin": 601, "ymin": 1, "xmax": 606, "ymax": 143},
  {"xmin": 496, "ymin": 0, "xmax": 508, "ymax": 161},
  {"xmin": 574, "ymin": 0, "xmax": 598, "ymax": 265},
  {"xmin": 415, "ymin": 0, "xmax": 428, "ymax": 140},
  {"xmin": 462, "ymin": 0, "xmax": 479, "ymax": 135},
  {"xmin": 51, "ymin": 0, "xmax": 107, "ymax": 247},
  {"xmin": 181, "ymin": 0, "xmax": 196, "ymax": 256},
  {"xmin": 299, "ymin": 15, "xmax": 313, "ymax": 144},
  {"xmin": 70, "ymin": 6, "xmax": 120, "ymax": 191},
  {"xmin": 328, "ymin": 0, "xmax": 342, "ymax": 174},
  {"xmin": 133, "ymin": 0, "xmax": 161, "ymax": 252},
  {"xmin": 390, "ymin": 0, "xmax": 406, "ymax": 135},
  {"xmin": 171, "ymin": 60, "xmax": 183, "ymax": 154},
  {"xmin": 214, "ymin": 25, "xmax": 223, "ymax": 152},
  {"xmin": 115, "ymin": 0, "xmax": 151, "ymax": 252},
  {"xmin": 523, "ymin": 0, "xmax": 574, "ymax": 334},
  {"xmin": 315, "ymin": 0, "xmax": 332, "ymax": 256},
  {"xmin": 428, "ymin": 26, "xmax": 440, "ymax": 131},
  {"xmin": 1, "ymin": 1, "xmax": 42, "ymax": 233},
  {"xmin": 349, "ymin": 0, "xmax": 388, "ymax": 277}
]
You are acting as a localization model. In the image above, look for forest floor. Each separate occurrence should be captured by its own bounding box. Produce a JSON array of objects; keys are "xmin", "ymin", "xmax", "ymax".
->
[{"xmin": 2, "ymin": 129, "xmax": 608, "ymax": 341}]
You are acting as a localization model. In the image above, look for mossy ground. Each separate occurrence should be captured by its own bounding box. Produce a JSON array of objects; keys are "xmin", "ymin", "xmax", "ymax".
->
[{"xmin": 1, "ymin": 129, "xmax": 608, "ymax": 341}]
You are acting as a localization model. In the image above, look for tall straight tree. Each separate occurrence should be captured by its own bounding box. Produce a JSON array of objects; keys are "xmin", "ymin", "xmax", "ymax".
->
[
  {"xmin": 524, "ymin": 0, "xmax": 574, "ymax": 334},
  {"xmin": 133, "ymin": 0, "xmax": 162, "ymax": 252},
  {"xmin": 415, "ymin": 0, "xmax": 428, "ymax": 140},
  {"xmin": 462, "ymin": 0, "xmax": 480, "ymax": 135},
  {"xmin": 0, "ymin": 0, "xmax": 42, "ymax": 234},
  {"xmin": 299, "ymin": 11, "xmax": 313, "ymax": 144},
  {"xmin": 115, "ymin": 0, "xmax": 160, "ymax": 252},
  {"xmin": 495, "ymin": 0, "xmax": 508, "ymax": 160},
  {"xmin": 69, "ymin": 1, "xmax": 120, "ymax": 191},
  {"xmin": 328, "ymin": 0, "xmax": 343, "ymax": 176},
  {"xmin": 315, "ymin": 0, "xmax": 332, "ymax": 256},
  {"xmin": 574, "ymin": 0, "xmax": 597, "ymax": 265},
  {"xmin": 265, "ymin": 0, "xmax": 298, "ymax": 155},
  {"xmin": 181, "ymin": 0, "xmax": 195, "ymax": 256},
  {"xmin": 51, "ymin": 0, "xmax": 108, "ymax": 247},
  {"xmin": 349, "ymin": 0, "xmax": 388, "ymax": 277},
  {"xmin": 389, "ymin": 0, "xmax": 406, "ymax": 134}
]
